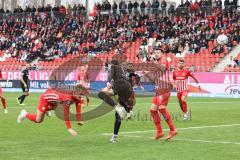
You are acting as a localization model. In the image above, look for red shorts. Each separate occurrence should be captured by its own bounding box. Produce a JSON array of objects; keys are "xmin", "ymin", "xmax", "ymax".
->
[
  {"xmin": 152, "ymin": 92, "xmax": 171, "ymax": 106},
  {"xmin": 37, "ymin": 95, "xmax": 57, "ymax": 113},
  {"xmin": 177, "ymin": 90, "xmax": 189, "ymax": 100}
]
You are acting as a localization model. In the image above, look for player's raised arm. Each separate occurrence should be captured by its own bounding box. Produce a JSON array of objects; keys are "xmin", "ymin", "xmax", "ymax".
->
[
  {"xmin": 154, "ymin": 63, "xmax": 167, "ymax": 72},
  {"xmin": 151, "ymin": 50, "xmax": 169, "ymax": 72},
  {"xmin": 189, "ymin": 72, "xmax": 201, "ymax": 91},
  {"xmin": 142, "ymin": 71, "xmax": 155, "ymax": 84}
]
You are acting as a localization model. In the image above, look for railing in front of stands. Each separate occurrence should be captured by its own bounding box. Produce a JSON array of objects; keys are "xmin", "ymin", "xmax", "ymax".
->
[
  {"xmin": 0, "ymin": 10, "xmax": 87, "ymax": 20},
  {"xmin": 98, "ymin": 5, "xmax": 240, "ymax": 16},
  {"xmin": 0, "ymin": 5, "xmax": 239, "ymax": 20}
]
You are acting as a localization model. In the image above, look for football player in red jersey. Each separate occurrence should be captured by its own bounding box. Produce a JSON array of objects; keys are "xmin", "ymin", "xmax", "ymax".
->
[
  {"xmin": 173, "ymin": 59, "xmax": 201, "ymax": 120},
  {"xmin": 17, "ymin": 85, "xmax": 88, "ymax": 136},
  {"xmin": 76, "ymin": 64, "xmax": 90, "ymax": 125},
  {"xmin": 0, "ymin": 69, "xmax": 8, "ymax": 113},
  {"xmin": 143, "ymin": 51, "xmax": 177, "ymax": 141},
  {"xmin": 77, "ymin": 64, "xmax": 90, "ymax": 89}
]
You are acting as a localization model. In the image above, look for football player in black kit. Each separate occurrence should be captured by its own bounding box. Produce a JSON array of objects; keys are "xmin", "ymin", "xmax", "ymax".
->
[
  {"xmin": 98, "ymin": 61, "xmax": 141, "ymax": 143},
  {"xmin": 16, "ymin": 64, "xmax": 31, "ymax": 106},
  {"xmin": 98, "ymin": 60, "xmax": 132, "ymax": 116}
]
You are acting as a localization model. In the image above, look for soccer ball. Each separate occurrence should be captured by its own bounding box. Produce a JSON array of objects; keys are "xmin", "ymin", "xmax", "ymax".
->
[
  {"xmin": 166, "ymin": 57, "xmax": 171, "ymax": 62},
  {"xmin": 217, "ymin": 34, "xmax": 228, "ymax": 45}
]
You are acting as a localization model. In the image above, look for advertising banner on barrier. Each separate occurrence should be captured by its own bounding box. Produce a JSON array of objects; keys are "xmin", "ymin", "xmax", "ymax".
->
[
  {"xmin": 187, "ymin": 73, "xmax": 240, "ymax": 96},
  {"xmin": 1, "ymin": 71, "xmax": 240, "ymax": 97},
  {"xmin": 1, "ymin": 70, "xmax": 108, "ymax": 81}
]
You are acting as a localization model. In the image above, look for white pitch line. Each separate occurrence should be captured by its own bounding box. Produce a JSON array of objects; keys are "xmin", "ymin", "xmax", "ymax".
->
[
  {"xmin": 101, "ymin": 124, "xmax": 240, "ymax": 136},
  {"xmin": 175, "ymin": 139, "xmax": 240, "ymax": 145},
  {"xmin": 5, "ymin": 105, "xmax": 98, "ymax": 109},
  {"xmin": 124, "ymin": 135, "xmax": 143, "ymax": 138},
  {"xmin": 122, "ymin": 135, "xmax": 240, "ymax": 145},
  {"xmin": 144, "ymin": 101, "xmax": 240, "ymax": 105},
  {"xmin": 7, "ymin": 101, "xmax": 240, "ymax": 109}
]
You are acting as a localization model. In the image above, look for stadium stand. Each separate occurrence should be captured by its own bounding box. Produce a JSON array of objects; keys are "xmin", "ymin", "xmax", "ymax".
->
[{"xmin": 0, "ymin": 1, "xmax": 239, "ymax": 72}]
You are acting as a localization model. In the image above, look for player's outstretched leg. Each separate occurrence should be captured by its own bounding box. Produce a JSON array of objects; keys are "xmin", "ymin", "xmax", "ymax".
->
[
  {"xmin": 0, "ymin": 96, "xmax": 8, "ymax": 113},
  {"xmin": 159, "ymin": 107, "xmax": 177, "ymax": 141},
  {"xmin": 17, "ymin": 109, "xmax": 45, "ymax": 123},
  {"xmin": 98, "ymin": 91, "xmax": 117, "ymax": 107},
  {"xmin": 98, "ymin": 91, "xmax": 126, "ymax": 119}
]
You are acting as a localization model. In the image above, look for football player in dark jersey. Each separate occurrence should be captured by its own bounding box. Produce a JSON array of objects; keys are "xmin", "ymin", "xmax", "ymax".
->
[
  {"xmin": 98, "ymin": 61, "xmax": 142, "ymax": 143},
  {"xmin": 16, "ymin": 64, "xmax": 31, "ymax": 106}
]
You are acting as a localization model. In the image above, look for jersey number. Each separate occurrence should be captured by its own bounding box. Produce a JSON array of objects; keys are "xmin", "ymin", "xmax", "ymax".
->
[{"xmin": 158, "ymin": 95, "xmax": 163, "ymax": 100}]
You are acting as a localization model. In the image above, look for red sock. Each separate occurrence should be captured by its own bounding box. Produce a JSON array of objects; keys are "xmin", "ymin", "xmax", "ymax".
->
[
  {"xmin": 1, "ymin": 97, "xmax": 6, "ymax": 109},
  {"xmin": 177, "ymin": 93, "xmax": 184, "ymax": 112},
  {"xmin": 159, "ymin": 108, "xmax": 175, "ymax": 131},
  {"xmin": 26, "ymin": 113, "xmax": 37, "ymax": 122},
  {"xmin": 150, "ymin": 109, "xmax": 162, "ymax": 133},
  {"xmin": 181, "ymin": 100, "xmax": 188, "ymax": 113},
  {"xmin": 75, "ymin": 103, "xmax": 82, "ymax": 122}
]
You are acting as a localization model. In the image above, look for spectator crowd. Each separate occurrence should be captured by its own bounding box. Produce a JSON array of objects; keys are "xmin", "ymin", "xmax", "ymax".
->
[{"xmin": 0, "ymin": 0, "xmax": 239, "ymax": 68}]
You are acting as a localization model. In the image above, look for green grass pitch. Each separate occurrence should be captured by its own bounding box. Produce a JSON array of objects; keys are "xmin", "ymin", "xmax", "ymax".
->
[{"xmin": 0, "ymin": 92, "xmax": 239, "ymax": 160}]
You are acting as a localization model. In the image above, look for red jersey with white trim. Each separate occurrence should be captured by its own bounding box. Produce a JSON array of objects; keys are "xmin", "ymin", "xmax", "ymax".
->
[
  {"xmin": 44, "ymin": 92, "xmax": 60, "ymax": 102},
  {"xmin": 77, "ymin": 71, "xmax": 90, "ymax": 89},
  {"xmin": 40, "ymin": 89, "xmax": 61, "ymax": 111},
  {"xmin": 77, "ymin": 71, "xmax": 89, "ymax": 81},
  {"xmin": 173, "ymin": 69, "xmax": 193, "ymax": 92},
  {"xmin": 154, "ymin": 60, "xmax": 172, "ymax": 95},
  {"xmin": 43, "ymin": 89, "xmax": 82, "ymax": 107}
]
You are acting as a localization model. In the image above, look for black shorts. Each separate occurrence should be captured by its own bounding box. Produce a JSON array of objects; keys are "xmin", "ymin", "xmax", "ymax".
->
[
  {"xmin": 20, "ymin": 82, "xmax": 29, "ymax": 92},
  {"xmin": 113, "ymin": 79, "xmax": 133, "ymax": 108}
]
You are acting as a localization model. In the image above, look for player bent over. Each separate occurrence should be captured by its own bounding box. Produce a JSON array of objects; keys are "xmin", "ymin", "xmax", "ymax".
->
[{"xmin": 17, "ymin": 85, "xmax": 88, "ymax": 136}]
